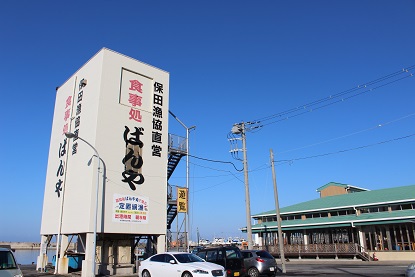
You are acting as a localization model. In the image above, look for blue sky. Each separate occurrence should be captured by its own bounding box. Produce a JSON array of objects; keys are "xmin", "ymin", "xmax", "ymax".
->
[{"xmin": 1, "ymin": 1, "xmax": 414, "ymax": 243}]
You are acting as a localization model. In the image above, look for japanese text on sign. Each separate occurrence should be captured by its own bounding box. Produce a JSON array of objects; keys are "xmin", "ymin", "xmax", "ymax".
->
[
  {"xmin": 177, "ymin": 187, "xmax": 188, "ymax": 213},
  {"xmin": 121, "ymin": 73, "xmax": 165, "ymax": 191},
  {"xmin": 122, "ymin": 126, "xmax": 145, "ymax": 190},
  {"xmin": 113, "ymin": 194, "xmax": 149, "ymax": 224},
  {"xmin": 70, "ymin": 79, "xmax": 86, "ymax": 155}
]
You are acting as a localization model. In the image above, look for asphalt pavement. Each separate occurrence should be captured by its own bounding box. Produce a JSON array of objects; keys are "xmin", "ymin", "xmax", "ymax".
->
[
  {"xmin": 20, "ymin": 259, "xmax": 411, "ymax": 277},
  {"xmin": 277, "ymin": 260, "xmax": 409, "ymax": 276}
]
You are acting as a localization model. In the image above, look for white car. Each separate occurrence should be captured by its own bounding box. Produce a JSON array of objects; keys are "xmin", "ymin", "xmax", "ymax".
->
[
  {"xmin": 138, "ymin": 252, "xmax": 226, "ymax": 277},
  {"xmin": 0, "ymin": 247, "xmax": 23, "ymax": 277}
]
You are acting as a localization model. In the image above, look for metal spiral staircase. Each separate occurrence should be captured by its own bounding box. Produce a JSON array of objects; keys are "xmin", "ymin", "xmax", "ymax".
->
[{"xmin": 166, "ymin": 134, "xmax": 187, "ymax": 230}]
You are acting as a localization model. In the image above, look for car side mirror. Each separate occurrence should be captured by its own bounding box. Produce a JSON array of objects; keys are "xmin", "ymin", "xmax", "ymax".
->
[{"xmin": 169, "ymin": 260, "xmax": 176, "ymax": 264}]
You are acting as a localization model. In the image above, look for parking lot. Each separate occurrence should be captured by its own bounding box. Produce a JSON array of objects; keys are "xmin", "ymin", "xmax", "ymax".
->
[
  {"xmin": 276, "ymin": 260, "xmax": 409, "ymax": 276},
  {"xmin": 20, "ymin": 260, "xmax": 410, "ymax": 277}
]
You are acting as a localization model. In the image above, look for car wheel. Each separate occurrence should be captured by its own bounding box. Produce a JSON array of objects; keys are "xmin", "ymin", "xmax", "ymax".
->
[
  {"xmin": 182, "ymin": 272, "xmax": 193, "ymax": 277},
  {"xmin": 247, "ymin": 267, "xmax": 260, "ymax": 277},
  {"xmin": 142, "ymin": 269, "xmax": 151, "ymax": 277}
]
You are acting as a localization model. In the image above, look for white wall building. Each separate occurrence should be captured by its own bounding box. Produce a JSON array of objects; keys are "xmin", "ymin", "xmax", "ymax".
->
[{"xmin": 38, "ymin": 48, "xmax": 170, "ymax": 276}]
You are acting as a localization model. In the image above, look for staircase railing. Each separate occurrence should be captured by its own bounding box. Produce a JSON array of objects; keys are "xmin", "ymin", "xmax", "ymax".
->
[
  {"xmin": 166, "ymin": 133, "xmax": 188, "ymax": 230},
  {"xmin": 168, "ymin": 134, "xmax": 187, "ymax": 154}
]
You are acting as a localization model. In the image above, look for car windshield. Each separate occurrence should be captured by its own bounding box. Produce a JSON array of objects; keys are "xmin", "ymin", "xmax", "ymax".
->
[
  {"xmin": 0, "ymin": 251, "xmax": 18, "ymax": 270},
  {"xmin": 256, "ymin": 251, "xmax": 274, "ymax": 259},
  {"xmin": 226, "ymin": 249, "xmax": 242, "ymax": 258},
  {"xmin": 173, "ymin": 253, "xmax": 205, "ymax": 263}
]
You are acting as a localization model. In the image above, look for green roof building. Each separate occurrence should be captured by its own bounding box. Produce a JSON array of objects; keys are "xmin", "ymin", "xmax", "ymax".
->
[{"xmin": 249, "ymin": 183, "xmax": 415, "ymax": 261}]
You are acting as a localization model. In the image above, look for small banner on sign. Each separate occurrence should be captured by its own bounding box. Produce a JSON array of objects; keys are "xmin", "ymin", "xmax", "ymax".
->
[{"xmin": 177, "ymin": 187, "xmax": 188, "ymax": 213}]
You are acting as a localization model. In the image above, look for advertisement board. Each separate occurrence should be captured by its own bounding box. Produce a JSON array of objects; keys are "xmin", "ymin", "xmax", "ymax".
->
[{"xmin": 40, "ymin": 48, "xmax": 169, "ymax": 235}]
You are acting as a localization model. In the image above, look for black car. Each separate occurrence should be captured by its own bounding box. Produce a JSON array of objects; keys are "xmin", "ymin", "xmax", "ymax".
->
[
  {"xmin": 195, "ymin": 246, "xmax": 245, "ymax": 277},
  {"xmin": 191, "ymin": 246, "xmax": 205, "ymax": 254},
  {"xmin": 241, "ymin": 250, "xmax": 278, "ymax": 277}
]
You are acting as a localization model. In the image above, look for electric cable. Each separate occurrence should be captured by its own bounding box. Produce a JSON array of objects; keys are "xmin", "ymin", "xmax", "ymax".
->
[
  {"xmin": 250, "ymin": 65, "xmax": 415, "ymax": 127},
  {"xmin": 275, "ymin": 133, "xmax": 415, "ymax": 163},
  {"xmin": 259, "ymin": 73, "xmax": 414, "ymax": 128},
  {"xmin": 278, "ymin": 112, "xmax": 415, "ymax": 154},
  {"xmin": 189, "ymin": 154, "xmax": 243, "ymax": 171}
]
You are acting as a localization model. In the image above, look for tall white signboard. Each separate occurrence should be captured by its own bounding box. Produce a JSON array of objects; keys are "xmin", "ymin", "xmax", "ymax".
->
[{"xmin": 40, "ymin": 48, "xmax": 169, "ymax": 237}]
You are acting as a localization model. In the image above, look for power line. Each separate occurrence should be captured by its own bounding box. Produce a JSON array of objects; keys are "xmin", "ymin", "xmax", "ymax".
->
[
  {"xmin": 250, "ymin": 65, "xmax": 415, "ymax": 128},
  {"xmin": 175, "ymin": 132, "xmax": 414, "ymax": 192},
  {"xmin": 254, "ymin": 65, "xmax": 415, "ymax": 122},
  {"xmin": 189, "ymin": 160, "xmax": 269, "ymax": 175},
  {"xmin": 193, "ymin": 177, "xmax": 238, "ymax": 193},
  {"xmin": 260, "ymin": 73, "xmax": 414, "ymax": 127},
  {"xmin": 188, "ymin": 154, "xmax": 243, "ymax": 171},
  {"xmin": 275, "ymin": 133, "xmax": 415, "ymax": 163},
  {"xmin": 278, "ymin": 112, "xmax": 415, "ymax": 154}
]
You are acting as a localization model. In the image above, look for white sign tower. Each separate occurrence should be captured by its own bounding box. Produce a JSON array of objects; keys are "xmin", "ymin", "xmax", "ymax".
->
[{"xmin": 38, "ymin": 48, "xmax": 169, "ymax": 276}]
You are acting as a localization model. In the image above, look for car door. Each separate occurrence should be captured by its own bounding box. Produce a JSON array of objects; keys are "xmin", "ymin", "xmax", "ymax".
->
[
  {"xmin": 196, "ymin": 250, "xmax": 206, "ymax": 260},
  {"xmin": 146, "ymin": 254, "xmax": 165, "ymax": 276},
  {"xmin": 205, "ymin": 250, "xmax": 218, "ymax": 264},
  {"xmin": 242, "ymin": 251, "xmax": 254, "ymax": 270},
  {"xmin": 160, "ymin": 253, "xmax": 179, "ymax": 277}
]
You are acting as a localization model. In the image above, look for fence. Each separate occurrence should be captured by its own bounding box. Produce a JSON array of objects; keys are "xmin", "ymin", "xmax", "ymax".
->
[{"xmin": 256, "ymin": 243, "xmax": 371, "ymax": 260}]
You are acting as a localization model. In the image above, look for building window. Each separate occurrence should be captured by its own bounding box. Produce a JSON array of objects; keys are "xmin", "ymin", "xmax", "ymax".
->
[
  {"xmin": 401, "ymin": 203, "xmax": 413, "ymax": 210},
  {"xmin": 369, "ymin": 207, "xmax": 379, "ymax": 213},
  {"xmin": 390, "ymin": 205, "xmax": 401, "ymax": 211},
  {"xmin": 360, "ymin": 208, "xmax": 370, "ymax": 214},
  {"xmin": 320, "ymin": 212, "xmax": 328, "ymax": 218},
  {"xmin": 286, "ymin": 215, "xmax": 301, "ymax": 220}
]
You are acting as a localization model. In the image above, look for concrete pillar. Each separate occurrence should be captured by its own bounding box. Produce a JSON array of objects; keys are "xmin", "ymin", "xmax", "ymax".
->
[
  {"xmin": 36, "ymin": 235, "xmax": 49, "ymax": 272},
  {"xmin": 386, "ymin": 228, "xmax": 393, "ymax": 251},
  {"xmin": 99, "ymin": 239, "xmax": 110, "ymax": 271},
  {"xmin": 335, "ymin": 244, "xmax": 338, "ymax": 259},
  {"xmin": 254, "ymin": 233, "xmax": 260, "ymax": 246},
  {"xmin": 358, "ymin": 229, "xmax": 365, "ymax": 250},
  {"xmin": 301, "ymin": 232, "xmax": 308, "ymax": 260},
  {"xmin": 157, "ymin": 235, "xmax": 165, "ymax": 253},
  {"xmin": 58, "ymin": 235, "xmax": 69, "ymax": 274},
  {"xmin": 81, "ymin": 233, "xmax": 95, "ymax": 277}
]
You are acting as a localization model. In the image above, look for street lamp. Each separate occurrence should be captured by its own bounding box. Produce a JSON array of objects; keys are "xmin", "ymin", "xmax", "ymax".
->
[
  {"xmin": 169, "ymin": 111, "xmax": 195, "ymax": 252},
  {"xmin": 65, "ymin": 132, "xmax": 101, "ymax": 277}
]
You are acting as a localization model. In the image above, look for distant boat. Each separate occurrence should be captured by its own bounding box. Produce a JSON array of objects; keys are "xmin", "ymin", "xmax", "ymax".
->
[
  {"xmin": 231, "ymin": 237, "xmax": 245, "ymax": 245},
  {"xmin": 196, "ymin": 237, "xmax": 246, "ymax": 246},
  {"xmin": 198, "ymin": 239, "xmax": 210, "ymax": 246},
  {"xmin": 212, "ymin": 238, "xmax": 226, "ymax": 245}
]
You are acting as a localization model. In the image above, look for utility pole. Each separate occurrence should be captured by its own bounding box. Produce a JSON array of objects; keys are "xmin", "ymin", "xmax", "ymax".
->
[
  {"xmin": 230, "ymin": 122, "xmax": 253, "ymax": 249},
  {"xmin": 197, "ymin": 227, "xmax": 200, "ymax": 247},
  {"xmin": 270, "ymin": 149, "xmax": 286, "ymax": 273}
]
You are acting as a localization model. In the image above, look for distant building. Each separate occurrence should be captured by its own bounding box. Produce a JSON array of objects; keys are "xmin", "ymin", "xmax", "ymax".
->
[
  {"xmin": 316, "ymin": 182, "xmax": 368, "ymax": 198},
  {"xmin": 249, "ymin": 183, "xmax": 415, "ymax": 261}
]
